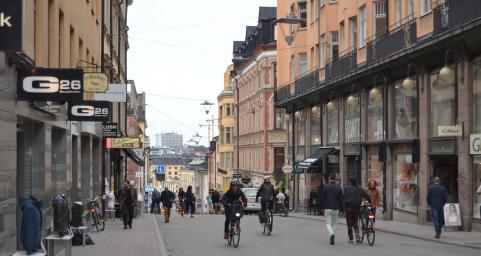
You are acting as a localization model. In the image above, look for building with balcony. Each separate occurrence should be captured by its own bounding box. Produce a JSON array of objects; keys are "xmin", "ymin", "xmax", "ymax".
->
[
  {"xmin": 276, "ymin": 0, "xmax": 481, "ymax": 230},
  {"xmin": 232, "ymin": 6, "xmax": 287, "ymax": 187}
]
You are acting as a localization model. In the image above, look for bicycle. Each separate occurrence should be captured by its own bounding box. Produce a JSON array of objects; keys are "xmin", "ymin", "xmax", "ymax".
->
[
  {"xmin": 260, "ymin": 200, "xmax": 273, "ymax": 236},
  {"xmin": 87, "ymin": 196, "xmax": 105, "ymax": 232},
  {"xmin": 358, "ymin": 201, "xmax": 375, "ymax": 246},
  {"xmin": 227, "ymin": 201, "xmax": 243, "ymax": 248},
  {"xmin": 275, "ymin": 199, "xmax": 289, "ymax": 217}
]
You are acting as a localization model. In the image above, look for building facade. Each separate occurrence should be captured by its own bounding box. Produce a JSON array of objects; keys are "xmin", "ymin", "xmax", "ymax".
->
[
  {"xmin": 232, "ymin": 7, "xmax": 287, "ymax": 187},
  {"xmin": 276, "ymin": 0, "xmax": 481, "ymax": 230},
  {"xmin": 160, "ymin": 132, "xmax": 183, "ymax": 149}
]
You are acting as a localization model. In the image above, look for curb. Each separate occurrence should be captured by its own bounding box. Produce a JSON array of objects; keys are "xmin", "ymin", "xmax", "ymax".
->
[
  {"xmin": 290, "ymin": 214, "xmax": 481, "ymax": 250},
  {"xmin": 153, "ymin": 214, "xmax": 170, "ymax": 256}
]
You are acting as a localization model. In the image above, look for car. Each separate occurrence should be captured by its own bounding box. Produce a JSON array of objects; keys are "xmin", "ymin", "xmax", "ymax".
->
[{"xmin": 242, "ymin": 187, "xmax": 261, "ymax": 213}]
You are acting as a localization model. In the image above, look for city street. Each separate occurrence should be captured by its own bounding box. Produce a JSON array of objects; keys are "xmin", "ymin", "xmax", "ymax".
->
[{"xmin": 157, "ymin": 214, "xmax": 481, "ymax": 256}]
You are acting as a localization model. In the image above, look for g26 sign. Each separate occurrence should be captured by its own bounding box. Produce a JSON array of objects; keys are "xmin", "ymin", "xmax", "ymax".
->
[
  {"xmin": 68, "ymin": 101, "xmax": 111, "ymax": 122},
  {"xmin": 17, "ymin": 69, "xmax": 84, "ymax": 101},
  {"xmin": 470, "ymin": 134, "xmax": 481, "ymax": 155}
]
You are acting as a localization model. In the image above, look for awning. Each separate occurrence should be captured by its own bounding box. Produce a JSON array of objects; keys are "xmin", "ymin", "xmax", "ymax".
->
[
  {"xmin": 217, "ymin": 168, "xmax": 228, "ymax": 175},
  {"xmin": 123, "ymin": 149, "xmax": 144, "ymax": 166},
  {"xmin": 297, "ymin": 147, "xmax": 337, "ymax": 170}
]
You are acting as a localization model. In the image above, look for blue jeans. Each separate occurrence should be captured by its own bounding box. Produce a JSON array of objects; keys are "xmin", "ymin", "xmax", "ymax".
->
[
  {"xmin": 431, "ymin": 207, "xmax": 444, "ymax": 235},
  {"xmin": 261, "ymin": 199, "xmax": 273, "ymax": 212}
]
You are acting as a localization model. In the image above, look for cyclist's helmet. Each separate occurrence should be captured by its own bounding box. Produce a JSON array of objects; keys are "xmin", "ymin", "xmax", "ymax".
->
[{"xmin": 264, "ymin": 175, "xmax": 271, "ymax": 182}]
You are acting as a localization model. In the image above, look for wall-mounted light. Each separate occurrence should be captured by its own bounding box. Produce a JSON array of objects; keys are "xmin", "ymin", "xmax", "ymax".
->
[
  {"xmin": 439, "ymin": 49, "xmax": 455, "ymax": 81},
  {"xmin": 369, "ymin": 87, "xmax": 381, "ymax": 99},
  {"xmin": 402, "ymin": 63, "xmax": 416, "ymax": 90},
  {"xmin": 311, "ymin": 106, "xmax": 321, "ymax": 116},
  {"xmin": 285, "ymin": 113, "xmax": 291, "ymax": 121},
  {"xmin": 295, "ymin": 110, "xmax": 302, "ymax": 119},
  {"xmin": 276, "ymin": 116, "xmax": 283, "ymax": 122},
  {"xmin": 327, "ymin": 100, "xmax": 335, "ymax": 111}
]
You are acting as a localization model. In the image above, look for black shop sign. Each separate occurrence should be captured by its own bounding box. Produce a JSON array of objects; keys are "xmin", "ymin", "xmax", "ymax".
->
[
  {"xmin": 68, "ymin": 101, "xmax": 111, "ymax": 122},
  {"xmin": 102, "ymin": 123, "xmax": 118, "ymax": 137},
  {"xmin": 0, "ymin": 0, "xmax": 22, "ymax": 51},
  {"xmin": 17, "ymin": 69, "xmax": 84, "ymax": 101}
]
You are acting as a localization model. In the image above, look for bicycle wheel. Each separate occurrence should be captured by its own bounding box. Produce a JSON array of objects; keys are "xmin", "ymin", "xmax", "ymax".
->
[
  {"xmin": 228, "ymin": 226, "xmax": 233, "ymax": 246},
  {"xmin": 267, "ymin": 211, "xmax": 273, "ymax": 236},
  {"xmin": 92, "ymin": 212, "xmax": 100, "ymax": 232},
  {"xmin": 284, "ymin": 206, "xmax": 289, "ymax": 217},
  {"xmin": 367, "ymin": 220, "xmax": 375, "ymax": 246},
  {"xmin": 233, "ymin": 219, "xmax": 241, "ymax": 248},
  {"xmin": 98, "ymin": 213, "xmax": 105, "ymax": 231},
  {"xmin": 359, "ymin": 218, "xmax": 365, "ymax": 244}
]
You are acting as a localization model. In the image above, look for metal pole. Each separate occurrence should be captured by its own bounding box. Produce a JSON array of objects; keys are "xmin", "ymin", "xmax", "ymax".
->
[{"xmin": 100, "ymin": 0, "xmax": 106, "ymax": 217}]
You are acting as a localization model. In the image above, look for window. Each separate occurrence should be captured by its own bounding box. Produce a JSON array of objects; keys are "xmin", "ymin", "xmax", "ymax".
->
[
  {"xmin": 290, "ymin": 55, "xmax": 295, "ymax": 81},
  {"xmin": 319, "ymin": 0, "xmax": 325, "ymax": 7},
  {"xmin": 175, "ymin": 171, "xmax": 178, "ymax": 175},
  {"xmin": 310, "ymin": 105, "xmax": 321, "ymax": 148},
  {"xmin": 296, "ymin": 110, "xmax": 306, "ymax": 160},
  {"xmin": 226, "ymin": 127, "xmax": 231, "ymax": 144},
  {"xmin": 368, "ymin": 87, "xmax": 384, "ymax": 141},
  {"xmin": 422, "ymin": 0, "xmax": 432, "ymax": 15},
  {"xmin": 299, "ymin": 53, "xmax": 308, "ymax": 76},
  {"xmin": 225, "ymin": 104, "xmax": 231, "ymax": 116},
  {"xmin": 330, "ymin": 0, "xmax": 337, "ymax": 3},
  {"xmin": 395, "ymin": 81, "xmax": 418, "ymax": 139},
  {"xmin": 327, "ymin": 100, "xmax": 339, "ymax": 144},
  {"xmin": 310, "ymin": 47, "xmax": 315, "ymax": 68},
  {"xmin": 345, "ymin": 94, "xmax": 361, "ymax": 143},
  {"xmin": 330, "ymin": 31, "xmax": 339, "ymax": 61},
  {"xmin": 368, "ymin": 154, "xmax": 384, "ymax": 206},
  {"xmin": 310, "ymin": 0, "xmax": 315, "ymax": 23},
  {"xmin": 340, "ymin": 22, "xmax": 345, "ymax": 53},
  {"xmin": 408, "ymin": 0, "xmax": 414, "ymax": 17},
  {"xmin": 316, "ymin": 44, "xmax": 320, "ymax": 68},
  {"xmin": 474, "ymin": 157, "xmax": 481, "ymax": 219},
  {"xmin": 393, "ymin": 154, "xmax": 418, "ymax": 213},
  {"xmin": 174, "ymin": 166, "xmax": 177, "ymax": 169},
  {"xmin": 320, "ymin": 35, "xmax": 326, "ymax": 67},
  {"xmin": 219, "ymin": 106, "xmax": 223, "ymax": 119},
  {"xmin": 430, "ymin": 70, "xmax": 455, "ymax": 137},
  {"xmin": 275, "ymin": 109, "xmax": 285, "ymax": 129},
  {"xmin": 350, "ymin": 18, "xmax": 357, "ymax": 50},
  {"xmin": 220, "ymin": 127, "xmax": 224, "ymax": 144},
  {"xmin": 299, "ymin": 1, "xmax": 307, "ymax": 28},
  {"xmin": 360, "ymin": 7, "xmax": 367, "ymax": 47},
  {"xmin": 473, "ymin": 61, "xmax": 481, "ymax": 133},
  {"xmin": 396, "ymin": 0, "xmax": 402, "ymax": 26}
]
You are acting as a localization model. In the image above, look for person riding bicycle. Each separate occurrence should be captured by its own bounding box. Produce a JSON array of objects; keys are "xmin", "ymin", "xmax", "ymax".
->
[
  {"xmin": 221, "ymin": 181, "xmax": 247, "ymax": 239},
  {"xmin": 343, "ymin": 177, "xmax": 371, "ymax": 243},
  {"xmin": 276, "ymin": 189, "xmax": 286, "ymax": 213},
  {"xmin": 256, "ymin": 176, "xmax": 275, "ymax": 223}
]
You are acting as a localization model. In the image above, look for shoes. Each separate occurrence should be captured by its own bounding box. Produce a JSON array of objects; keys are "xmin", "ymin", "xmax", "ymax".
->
[
  {"xmin": 224, "ymin": 232, "xmax": 229, "ymax": 239},
  {"xmin": 330, "ymin": 235, "xmax": 335, "ymax": 245},
  {"xmin": 129, "ymin": 225, "xmax": 132, "ymax": 229},
  {"xmin": 348, "ymin": 240, "xmax": 353, "ymax": 244},
  {"xmin": 435, "ymin": 233, "xmax": 440, "ymax": 239},
  {"xmin": 190, "ymin": 215, "xmax": 194, "ymax": 218},
  {"xmin": 123, "ymin": 225, "xmax": 127, "ymax": 230},
  {"xmin": 165, "ymin": 220, "xmax": 169, "ymax": 223}
]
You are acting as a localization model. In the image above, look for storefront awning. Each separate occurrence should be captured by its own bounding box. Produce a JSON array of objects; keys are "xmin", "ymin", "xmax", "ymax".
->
[
  {"xmin": 297, "ymin": 147, "xmax": 337, "ymax": 170},
  {"xmin": 123, "ymin": 149, "xmax": 144, "ymax": 166},
  {"xmin": 218, "ymin": 168, "xmax": 228, "ymax": 175}
]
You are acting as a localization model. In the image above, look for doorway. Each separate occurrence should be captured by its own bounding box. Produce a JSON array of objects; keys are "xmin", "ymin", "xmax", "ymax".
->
[
  {"xmin": 431, "ymin": 155, "xmax": 458, "ymax": 203},
  {"xmin": 346, "ymin": 155, "xmax": 362, "ymax": 185}
]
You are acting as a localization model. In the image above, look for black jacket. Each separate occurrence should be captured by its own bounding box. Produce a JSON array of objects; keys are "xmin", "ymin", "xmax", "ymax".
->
[
  {"xmin": 256, "ymin": 182, "xmax": 275, "ymax": 201},
  {"xmin": 211, "ymin": 191, "xmax": 221, "ymax": 203},
  {"xmin": 427, "ymin": 184, "xmax": 447, "ymax": 209},
  {"xmin": 160, "ymin": 190, "xmax": 175, "ymax": 208},
  {"xmin": 343, "ymin": 185, "xmax": 371, "ymax": 209},
  {"xmin": 320, "ymin": 182, "xmax": 344, "ymax": 211},
  {"xmin": 222, "ymin": 189, "xmax": 247, "ymax": 207},
  {"xmin": 152, "ymin": 190, "xmax": 161, "ymax": 203}
]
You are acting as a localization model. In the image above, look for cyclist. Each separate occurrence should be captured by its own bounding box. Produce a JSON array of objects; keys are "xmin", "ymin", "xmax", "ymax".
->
[
  {"xmin": 221, "ymin": 181, "xmax": 247, "ymax": 239},
  {"xmin": 343, "ymin": 177, "xmax": 371, "ymax": 243},
  {"xmin": 256, "ymin": 176, "xmax": 275, "ymax": 223}
]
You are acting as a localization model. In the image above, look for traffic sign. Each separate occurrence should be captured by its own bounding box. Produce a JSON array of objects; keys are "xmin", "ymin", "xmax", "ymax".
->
[
  {"xmin": 145, "ymin": 184, "xmax": 153, "ymax": 192},
  {"xmin": 156, "ymin": 165, "xmax": 165, "ymax": 174}
]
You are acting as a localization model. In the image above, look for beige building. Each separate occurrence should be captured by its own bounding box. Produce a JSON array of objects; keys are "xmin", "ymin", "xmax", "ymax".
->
[{"xmin": 232, "ymin": 7, "xmax": 287, "ymax": 187}]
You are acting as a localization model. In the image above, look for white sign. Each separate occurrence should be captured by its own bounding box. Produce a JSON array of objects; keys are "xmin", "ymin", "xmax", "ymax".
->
[
  {"xmin": 93, "ymin": 84, "xmax": 127, "ymax": 102},
  {"xmin": 282, "ymin": 165, "xmax": 293, "ymax": 174},
  {"xmin": 438, "ymin": 125, "xmax": 462, "ymax": 137},
  {"xmin": 135, "ymin": 172, "xmax": 143, "ymax": 178},
  {"xmin": 470, "ymin": 134, "xmax": 481, "ymax": 155},
  {"xmin": 444, "ymin": 203, "xmax": 462, "ymax": 227}
]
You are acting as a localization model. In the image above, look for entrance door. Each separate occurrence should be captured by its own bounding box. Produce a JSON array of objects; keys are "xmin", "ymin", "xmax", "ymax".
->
[
  {"xmin": 431, "ymin": 155, "xmax": 458, "ymax": 202},
  {"xmin": 346, "ymin": 156, "xmax": 362, "ymax": 184},
  {"xmin": 274, "ymin": 147, "xmax": 285, "ymax": 182}
]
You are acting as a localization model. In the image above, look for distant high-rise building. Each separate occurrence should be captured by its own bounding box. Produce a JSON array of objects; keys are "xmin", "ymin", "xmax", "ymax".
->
[
  {"xmin": 155, "ymin": 134, "xmax": 163, "ymax": 147},
  {"xmin": 160, "ymin": 132, "xmax": 183, "ymax": 149}
]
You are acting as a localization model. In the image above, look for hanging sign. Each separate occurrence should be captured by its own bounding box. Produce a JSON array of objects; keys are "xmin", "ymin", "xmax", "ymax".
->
[
  {"xmin": 282, "ymin": 165, "xmax": 293, "ymax": 174},
  {"xmin": 438, "ymin": 125, "xmax": 462, "ymax": 137},
  {"xmin": 83, "ymin": 73, "xmax": 108, "ymax": 92},
  {"xmin": 17, "ymin": 68, "xmax": 84, "ymax": 101},
  {"xmin": 93, "ymin": 84, "xmax": 127, "ymax": 102},
  {"xmin": 0, "ymin": 0, "xmax": 22, "ymax": 51},
  {"xmin": 102, "ymin": 123, "xmax": 118, "ymax": 138},
  {"xmin": 68, "ymin": 101, "xmax": 111, "ymax": 122},
  {"xmin": 106, "ymin": 137, "xmax": 141, "ymax": 149}
]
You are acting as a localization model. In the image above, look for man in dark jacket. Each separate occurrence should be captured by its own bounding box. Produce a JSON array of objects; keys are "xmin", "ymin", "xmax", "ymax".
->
[
  {"xmin": 211, "ymin": 190, "xmax": 221, "ymax": 213},
  {"xmin": 160, "ymin": 187, "xmax": 175, "ymax": 223},
  {"xmin": 343, "ymin": 177, "xmax": 371, "ymax": 243},
  {"xmin": 151, "ymin": 188, "xmax": 161, "ymax": 214},
  {"xmin": 119, "ymin": 180, "xmax": 138, "ymax": 229},
  {"xmin": 427, "ymin": 176, "xmax": 447, "ymax": 239},
  {"xmin": 320, "ymin": 173, "xmax": 344, "ymax": 245},
  {"xmin": 222, "ymin": 182, "xmax": 247, "ymax": 239},
  {"xmin": 256, "ymin": 176, "xmax": 275, "ymax": 222}
]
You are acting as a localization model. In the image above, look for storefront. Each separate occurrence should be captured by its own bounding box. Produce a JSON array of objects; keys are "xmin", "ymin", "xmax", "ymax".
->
[{"xmin": 344, "ymin": 94, "xmax": 362, "ymax": 184}]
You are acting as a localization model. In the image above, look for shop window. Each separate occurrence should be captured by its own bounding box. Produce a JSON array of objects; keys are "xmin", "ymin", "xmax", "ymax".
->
[
  {"xmin": 474, "ymin": 157, "xmax": 481, "ymax": 219},
  {"xmin": 473, "ymin": 61, "xmax": 481, "ymax": 133},
  {"xmin": 393, "ymin": 154, "xmax": 418, "ymax": 213},
  {"xmin": 297, "ymin": 110, "xmax": 306, "ymax": 146},
  {"xmin": 395, "ymin": 81, "xmax": 418, "ymax": 139},
  {"xmin": 275, "ymin": 109, "xmax": 285, "ymax": 129},
  {"xmin": 368, "ymin": 154, "xmax": 383, "ymax": 206},
  {"xmin": 327, "ymin": 100, "xmax": 339, "ymax": 144},
  {"xmin": 311, "ymin": 105, "xmax": 321, "ymax": 148},
  {"xmin": 368, "ymin": 87, "xmax": 384, "ymax": 141},
  {"xmin": 430, "ymin": 71, "xmax": 455, "ymax": 137},
  {"xmin": 345, "ymin": 94, "xmax": 361, "ymax": 143}
]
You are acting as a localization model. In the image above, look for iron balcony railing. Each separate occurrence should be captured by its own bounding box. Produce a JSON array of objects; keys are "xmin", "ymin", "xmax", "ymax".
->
[
  {"xmin": 295, "ymin": 68, "xmax": 319, "ymax": 96},
  {"xmin": 325, "ymin": 47, "xmax": 357, "ymax": 80},
  {"xmin": 434, "ymin": 0, "xmax": 481, "ymax": 35},
  {"xmin": 275, "ymin": 83, "xmax": 291, "ymax": 103}
]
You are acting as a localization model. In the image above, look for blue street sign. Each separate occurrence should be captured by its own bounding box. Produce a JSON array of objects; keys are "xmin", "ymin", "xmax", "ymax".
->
[
  {"xmin": 156, "ymin": 165, "xmax": 165, "ymax": 174},
  {"xmin": 145, "ymin": 184, "xmax": 153, "ymax": 192}
]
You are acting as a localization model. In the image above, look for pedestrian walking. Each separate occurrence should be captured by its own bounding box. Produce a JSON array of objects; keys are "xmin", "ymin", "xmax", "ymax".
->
[
  {"xmin": 151, "ymin": 188, "xmax": 161, "ymax": 214},
  {"xmin": 207, "ymin": 196, "xmax": 213, "ymax": 214},
  {"xmin": 427, "ymin": 176, "xmax": 448, "ymax": 239},
  {"xmin": 160, "ymin": 187, "xmax": 175, "ymax": 223},
  {"xmin": 344, "ymin": 177, "xmax": 371, "ymax": 243},
  {"xmin": 320, "ymin": 173, "xmax": 344, "ymax": 245},
  {"xmin": 119, "ymin": 180, "xmax": 138, "ymax": 229},
  {"xmin": 365, "ymin": 180, "xmax": 380, "ymax": 221},
  {"xmin": 211, "ymin": 190, "xmax": 221, "ymax": 214},
  {"xmin": 185, "ymin": 186, "xmax": 195, "ymax": 217}
]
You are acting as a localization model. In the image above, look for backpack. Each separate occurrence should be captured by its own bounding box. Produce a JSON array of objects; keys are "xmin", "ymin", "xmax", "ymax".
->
[
  {"xmin": 71, "ymin": 202, "xmax": 84, "ymax": 227},
  {"xmin": 72, "ymin": 229, "xmax": 95, "ymax": 246},
  {"xmin": 52, "ymin": 195, "xmax": 70, "ymax": 237}
]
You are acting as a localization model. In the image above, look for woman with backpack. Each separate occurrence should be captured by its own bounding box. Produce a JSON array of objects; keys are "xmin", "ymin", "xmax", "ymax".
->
[{"xmin": 185, "ymin": 186, "xmax": 195, "ymax": 217}]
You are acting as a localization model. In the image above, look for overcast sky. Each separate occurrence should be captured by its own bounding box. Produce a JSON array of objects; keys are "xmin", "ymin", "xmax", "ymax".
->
[{"xmin": 127, "ymin": 0, "xmax": 277, "ymax": 146}]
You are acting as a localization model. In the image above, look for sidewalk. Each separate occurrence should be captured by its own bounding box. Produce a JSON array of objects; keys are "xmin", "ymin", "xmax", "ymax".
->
[
  {"xmin": 73, "ymin": 213, "xmax": 167, "ymax": 256},
  {"xmin": 290, "ymin": 212, "xmax": 481, "ymax": 249}
]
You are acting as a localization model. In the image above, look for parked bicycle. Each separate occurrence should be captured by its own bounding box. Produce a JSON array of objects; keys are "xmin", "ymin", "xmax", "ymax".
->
[
  {"xmin": 226, "ymin": 201, "xmax": 243, "ymax": 248},
  {"xmin": 87, "ymin": 196, "xmax": 105, "ymax": 232},
  {"xmin": 260, "ymin": 200, "xmax": 273, "ymax": 236},
  {"xmin": 358, "ymin": 201, "xmax": 375, "ymax": 246}
]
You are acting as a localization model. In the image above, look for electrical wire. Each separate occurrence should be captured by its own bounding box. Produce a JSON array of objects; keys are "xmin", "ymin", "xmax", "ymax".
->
[
  {"xmin": 146, "ymin": 104, "xmax": 200, "ymax": 134},
  {"xmin": 146, "ymin": 93, "xmax": 208, "ymax": 102},
  {"xmin": 129, "ymin": 37, "xmax": 232, "ymax": 55}
]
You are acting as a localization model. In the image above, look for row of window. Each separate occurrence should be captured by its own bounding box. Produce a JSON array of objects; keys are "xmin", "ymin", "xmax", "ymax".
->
[
  {"xmin": 219, "ymin": 152, "xmax": 235, "ymax": 169},
  {"xmin": 219, "ymin": 103, "xmax": 233, "ymax": 119},
  {"xmin": 219, "ymin": 126, "xmax": 235, "ymax": 145}
]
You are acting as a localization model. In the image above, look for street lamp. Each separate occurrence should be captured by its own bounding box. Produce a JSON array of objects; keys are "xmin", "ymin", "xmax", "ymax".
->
[
  {"xmin": 200, "ymin": 100, "xmax": 214, "ymax": 115},
  {"xmin": 311, "ymin": 106, "xmax": 320, "ymax": 116},
  {"xmin": 402, "ymin": 63, "xmax": 416, "ymax": 90},
  {"xmin": 439, "ymin": 49, "xmax": 455, "ymax": 81},
  {"xmin": 294, "ymin": 110, "xmax": 302, "ymax": 119}
]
